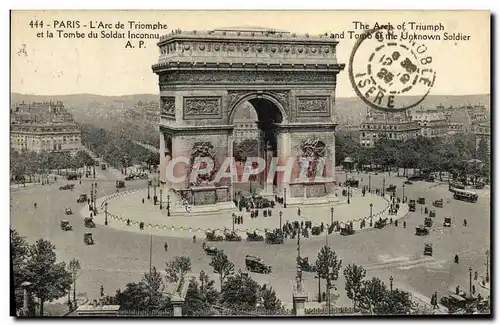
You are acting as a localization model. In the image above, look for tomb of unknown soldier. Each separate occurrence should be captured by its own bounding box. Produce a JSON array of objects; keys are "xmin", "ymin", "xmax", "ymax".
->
[{"xmin": 151, "ymin": 27, "xmax": 346, "ymax": 213}]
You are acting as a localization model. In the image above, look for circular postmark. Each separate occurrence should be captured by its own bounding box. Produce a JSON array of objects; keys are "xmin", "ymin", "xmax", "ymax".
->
[{"xmin": 349, "ymin": 28, "xmax": 437, "ymax": 112}]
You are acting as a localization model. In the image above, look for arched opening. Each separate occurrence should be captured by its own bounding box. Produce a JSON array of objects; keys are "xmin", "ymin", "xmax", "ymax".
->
[{"xmin": 231, "ymin": 97, "xmax": 283, "ymax": 196}]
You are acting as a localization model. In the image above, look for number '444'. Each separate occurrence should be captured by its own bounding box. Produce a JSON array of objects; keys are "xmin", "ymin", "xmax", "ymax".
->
[{"xmin": 29, "ymin": 20, "xmax": 43, "ymax": 28}]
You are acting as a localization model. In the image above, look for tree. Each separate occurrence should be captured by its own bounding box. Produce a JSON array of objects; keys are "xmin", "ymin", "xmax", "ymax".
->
[
  {"xmin": 183, "ymin": 271, "xmax": 219, "ymax": 316},
  {"xmin": 375, "ymin": 288, "xmax": 413, "ymax": 315},
  {"xmin": 315, "ymin": 245, "xmax": 342, "ymax": 300},
  {"xmin": 11, "ymin": 229, "xmax": 29, "ymax": 310},
  {"xmin": 357, "ymin": 277, "xmax": 387, "ymax": 315},
  {"xmin": 259, "ymin": 284, "xmax": 282, "ymax": 312},
  {"xmin": 165, "ymin": 256, "xmax": 192, "ymax": 283},
  {"xmin": 24, "ymin": 239, "xmax": 72, "ymax": 316},
  {"xmin": 343, "ymin": 264, "xmax": 366, "ymax": 308},
  {"xmin": 209, "ymin": 250, "xmax": 235, "ymax": 289},
  {"xmin": 219, "ymin": 272, "xmax": 259, "ymax": 312},
  {"xmin": 142, "ymin": 266, "xmax": 164, "ymax": 293},
  {"xmin": 68, "ymin": 259, "xmax": 81, "ymax": 303},
  {"xmin": 477, "ymin": 137, "xmax": 489, "ymax": 163}
]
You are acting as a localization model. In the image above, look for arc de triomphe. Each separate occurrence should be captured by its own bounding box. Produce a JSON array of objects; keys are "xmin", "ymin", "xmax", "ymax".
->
[{"xmin": 152, "ymin": 27, "xmax": 345, "ymax": 207}]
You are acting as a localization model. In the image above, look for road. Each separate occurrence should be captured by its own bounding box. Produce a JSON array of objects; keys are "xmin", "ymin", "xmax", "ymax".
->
[{"xmin": 10, "ymin": 172, "xmax": 490, "ymax": 309}]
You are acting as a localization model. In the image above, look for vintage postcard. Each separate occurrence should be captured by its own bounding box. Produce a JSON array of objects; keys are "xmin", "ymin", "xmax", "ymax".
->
[{"xmin": 10, "ymin": 10, "xmax": 491, "ymax": 317}]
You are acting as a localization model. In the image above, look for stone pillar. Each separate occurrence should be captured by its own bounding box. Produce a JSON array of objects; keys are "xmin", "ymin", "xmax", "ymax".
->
[
  {"xmin": 277, "ymin": 130, "xmax": 292, "ymax": 198},
  {"xmin": 164, "ymin": 147, "xmax": 172, "ymax": 190},
  {"xmin": 159, "ymin": 132, "xmax": 166, "ymax": 183},
  {"xmin": 293, "ymin": 292, "xmax": 308, "ymax": 316},
  {"xmin": 171, "ymin": 294, "xmax": 185, "ymax": 317},
  {"xmin": 227, "ymin": 133, "xmax": 234, "ymax": 201},
  {"xmin": 263, "ymin": 142, "xmax": 274, "ymax": 195}
]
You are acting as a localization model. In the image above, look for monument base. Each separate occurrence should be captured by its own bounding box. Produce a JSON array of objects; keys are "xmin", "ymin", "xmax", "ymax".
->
[
  {"xmin": 170, "ymin": 185, "xmax": 236, "ymax": 216},
  {"xmin": 286, "ymin": 181, "xmax": 339, "ymax": 207},
  {"xmin": 171, "ymin": 201, "xmax": 236, "ymax": 216}
]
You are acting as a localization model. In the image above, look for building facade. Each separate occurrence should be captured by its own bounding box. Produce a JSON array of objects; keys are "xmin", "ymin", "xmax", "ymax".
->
[
  {"xmin": 472, "ymin": 120, "xmax": 491, "ymax": 152},
  {"xmin": 10, "ymin": 101, "xmax": 82, "ymax": 153},
  {"xmin": 359, "ymin": 109, "xmax": 420, "ymax": 147},
  {"xmin": 409, "ymin": 109, "xmax": 448, "ymax": 138}
]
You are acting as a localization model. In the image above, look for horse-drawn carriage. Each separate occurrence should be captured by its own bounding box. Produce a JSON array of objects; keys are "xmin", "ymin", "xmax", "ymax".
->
[
  {"xmin": 311, "ymin": 226, "xmax": 322, "ymax": 236},
  {"xmin": 424, "ymin": 217, "xmax": 433, "ymax": 228},
  {"xmin": 429, "ymin": 210, "xmax": 436, "ymax": 218},
  {"xmin": 84, "ymin": 232, "xmax": 94, "ymax": 245},
  {"xmin": 386, "ymin": 185, "xmax": 397, "ymax": 193},
  {"xmin": 246, "ymin": 230, "xmax": 264, "ymax": 242},
  {"xmin": 417, "ymin": 197, "xmax": 426, "ymax": 205},
  {"xmin": 424, "ymin": 243, "xmax": 433, "ymax": 256},
  {"xmin": 205, "ymin": 230, "xmax": 224, "ymax": 241},
  {"xmin": 408, "ymin": 200, "xmax": 416, "ymax": 212},
  {"xmin": 224, "ymin": 229, "xmax": 242, "ymax": 242},
  {"xmin": 202, "ymin": 242, "xmax": 219, "ymax": 256},
  {"xmin": 77, "ymin": 194, "xmax": 88, "ymax": 203},
  {"xmin": 443, "ymin": 217, "xmax": 452, "ymax": 227},
  {"xmin": 116, "ymin": 181, "xmax": 125, "ymax": 189},
  {"xmin": 65, "ymin": 207, "xmax": 73, "ymax": 215}
]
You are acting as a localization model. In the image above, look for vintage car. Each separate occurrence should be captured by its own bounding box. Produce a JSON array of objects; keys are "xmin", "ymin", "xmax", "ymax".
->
[
  {"xmin": 66, "ymin": 173, "xmax": 79, "ymax": 181},
  {"xmin": 84, "ymin": 232, "xmax": 94, "ymax": 245},
  {"xmin": 403, "ymin": 180, "xmax": 413, "ymax": 185},
  {"xmin": 415, "ymin": 225, "xmax": 429, "ymax": 236},
  {"xmin": 443, "ymin": 217, "xmax": 452, "ymax": 227},
  {"xmin": 65, "ymin": 207, "xmax": 73, "ymax": 215},
  {"xmin": 84, "ymin": 217, "xmax": 96, "ymax": 228},
  {"xmin": 417, "ymin": 197, "xmax": 426, "ymax": 205},
  {"xmin": 59, "ymin": 184, "xmax": 75, "ymax": 191},
  {"xmin": 124, "ymin": 175, "xmax": 135, "ymax": 181},
  {"xmin": 101, "ymin": 163, "xmax": 107, "ymax": 170},
  {"xmin": 202, "ymin": 242, "xmax": 219, "ymax": 256},
  {"xmin": 425, "ymin": 175, "xmax": 435, "ymax": 182},
  {"xmin": 77, "ymin": 194, "xmax": 88, "ymax": 203},
  {"xmin": 386, "ymin": 185, "xmax": 397, "ymax": 192},
  {"xmin": 408, "ymin": 174, "xmax": 425, "ymax": 181},
  {"xmin": 245, "ymin": 255, "xmax": 272, "ymax": 274},
  {"xmin": 424, "ymin": 243, "xmax": 433, "ymax": 256},
  {"xmin": 340, "ymin": 224, "xmax": 355, "ymax": 236},
  {"xmin": 205, "ymin": 230, "xmax": 224, "ymax": 242},
  {"xmin": 429, "ymin": 210, "xmax": 436, "ymax": 218},
  {"xmin": 374, "ymin": 218, "xmax": 388, "ymax": 229},
  {"xmin": 60, "ymin": 220, "xmax": 73, "ymax": 231},
  {"xmin": 116, "ymin": 181, "xmax": 125, "ymax": 189},
  {"xmin": 440, "ymin": 293, "xmax": 470, "ymax": 313},
  {"xmin": 297, "ymin": 256, "xmax": 316, "ymax": 273},
  {"xmin": 265, "ymin": 229, "xmax": 284, "ymax": 244},
  {"xmin": 311, "ymin": 226, "xmax": 322, "ymax": 236},
  {"xmin": 474, "ymin": 182, "xmax": 485, "ymax": 189},
  {"xmin": 345, "ymin": 179, "xmax": 360, "ymax": 187},
  {"xmin": 408, "ymin": 200, "xmax": 416, "ymax": 212},
  {"xmin": 224, "ymin": 229, "xmax": 242, "ymax": 242},
  {"xmin": 246, "ymin": 231, "xmax": 264, "ymax": 242},
  {"xmin": 424, "ymin": 217, "xmax": 433, "ymax": 228},
  {"xmin": 433, "ymin": 199, "xmax": 443, "ymax": 208}
]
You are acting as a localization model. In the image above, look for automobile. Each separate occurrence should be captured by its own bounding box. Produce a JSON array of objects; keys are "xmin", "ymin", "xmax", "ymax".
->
[
  {"xmin": 245, "ymin": 255, "xmax": 272, "ymax": 274},
  {"xmin": 59, "ymin": 184, "xmax": 75, "ymax": 191},
  {"xmin": 67, "ymin": 174, "xmax": 79, "ymax": 181},
  {"xmin": 374, "ymin": 218, "xmax": 388, "ymax": 229},
  {"xmin": 474, "ymin": 182, "xmax": 485, "ymax": 189},
  {"xmin": 116, "ymin": 181, "xmax": 125, "ymax": 188},
  {"xmin": 101, "ymin": 163, "xmax": 107, "ymax": 170},
  {"xmin": 415, "ymin": 225, "xmax": 429, "ymax": 236},
  {"xmin": 224, "ymin": 229, "xmax": 242, "ymax": 242},
  {"xmin": 403, "ymin": 180, "xmax": 413, "ymax": 185},
  {"xmin": 417, "ymin": 197, "xmax": 426, "ymax": 205},
  {"xmin": 345, "ymin": 179, "xmax": 359, "ymax": 187},
  {"xmin": 84, "ymin": 232, "xmax": 94, "ymax": 245},
  {"xmin": 202, "ymin": 242, "xmax": 219, "ymax": 256},
  {"xmin": 408, "ymin": 175, "xmax": 425, "ymax": 181},
  {"xmin": 440, "ymin": 293, "xmax": 469, "ymax": 313},
  {"xmin": 340, "ymin": 224, "xmax": 355, "ymax": 236},
  {"xmin": 65, "ymin": 207, "xmax": 73, "ymax": 215},
  {"xmin": 205, "ymin": 230, "xmax": 224, "ymax": 241},
  {"xmin": 84, "ymin": 217, "xmax": 96, "ymax": 228},
  {"xmin": 311, "ymin": 226, "xmax": 322, "ymax": 236},
  {"xmin": 424, "ymin": 217, "xmax": 433, "ymax": 228},
  {"xmin": 433, "ymin": 199, "xmax": 443, "ymax": 208},
  {"xmin": 246, "ymin": 230, "xmax": 264, "ymax": 242},
  {"xmin": 124, "ymin": 175, "xmax": 135, "ymax": 181},
  {"xmin": 429, "ymin": 210, "xmax": 436, "ymax": 218},
  {"xmin": 77, "ymin": 194, "xmax": 88, "ymax": 203},
  {"xmin": 424, "ymin": 243, "xmax": 433, "ymax": 256},
  {"xmin": 408, "ymin": 200, "xmax": 416, "ymax": 212},
  {"xmin": 386, "ymin": 185, "xmax": 397, "ymax": 192},
  {"xmin": 297, "ymin": 256, "xmax": 316, "ymax": 273},
  {"xmin": 60, "ymin": 220, "xmax": 73, "ymax": 231},
  {"xmin": 443, "ymin": 217, "xmax": 452, "ymax": 227},
  {"xmin": 425, "ymin": 175, "xmax": 435, "ymax": 182},
  {"xmin": 265, "ymin": 229, "xmax": 284, "ymax": 244}
]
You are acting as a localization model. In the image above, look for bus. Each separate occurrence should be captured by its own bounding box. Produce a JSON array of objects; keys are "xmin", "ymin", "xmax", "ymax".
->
[{"xmin": 453, "ymin": 189, "xmax": 478, "ymax": 203}]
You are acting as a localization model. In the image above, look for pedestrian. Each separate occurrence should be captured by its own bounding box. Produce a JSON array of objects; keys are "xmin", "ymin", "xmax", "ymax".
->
[
  {"xmin": 90, "ymin": 212, "xmax": 93, "ymax": 218},
  {"xmin": 394, "ymin": 219, "xmax": 398, "ymax": 227},
  {"xmin": 297, "ymin": 207, "xmax": 301, "ymax": 216},
  {"xmin": 403, "ymin": 220, "xmax": 406, "ymax": 228},
  {"xmin": 472, "ymin": 284, "xmax": 476, "ymax": 295},
  {"xmin": 454, "ymin": 254, "xmax": 459, "ymax": 264},
  {"xmin": 100, "ymin": 285, "xmax": 104, "ymax": 297},
  {"xmin": 127, "ymin": 219, "xmax": 130, "ymax": 226},
  {"xmin": 456, "ymin": 285, "xmax": 460, "ymax": 295},
  {"xmin": 142, "ymin": 198, "xmax": 144, "ymax": 204},
  {"xmin": 474, "ymin": 270, "xmax": 478, "ymax": 280},
  {"xmin": 33, "ymin": 202, "xmax": 37, "ymax": 209},
  {"xmin": 463, "ymin": 219, "xmax": 467, "ymax": 227},
  {"xmin": 164, "ymin": 242, "xmax": 168, "ymax": 252},
  {"xmin": 193, "ymin": 235, "xmax": 196, "ymax": 243}
]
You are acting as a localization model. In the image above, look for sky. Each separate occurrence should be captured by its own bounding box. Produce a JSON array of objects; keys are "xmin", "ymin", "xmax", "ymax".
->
[{"xmin": 10, "ymin": 10, "xmax": 490, "ymax": 97}]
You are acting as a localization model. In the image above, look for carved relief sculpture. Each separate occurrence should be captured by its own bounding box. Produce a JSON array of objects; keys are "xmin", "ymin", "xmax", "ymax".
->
[
  {"xmin": 300, "ymin": 138, "xmax": 326, "ymax": 178},
  {"xmin": 297, "ymin": 97, "xmax": 329, "ymax": 116},
  {"xmin": 161, "ymin": 97, "xmax": 175, "ymax": 116},
  {"xmin": 188, "ymin": 141, "xmax": 217, "ymax": 186},
  {"xmin": 184, "ymin": 97, "xmax": 222, "ymax": 119}
]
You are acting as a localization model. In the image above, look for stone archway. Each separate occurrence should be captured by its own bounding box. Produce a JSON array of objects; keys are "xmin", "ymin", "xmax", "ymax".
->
[{"xmin": 152, "ymin": 26, "xmax": 345, "ymax": 207}]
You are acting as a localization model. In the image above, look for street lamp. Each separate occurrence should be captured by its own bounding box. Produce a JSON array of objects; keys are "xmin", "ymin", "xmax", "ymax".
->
[
  {"xmin": 469, "ymin": 267, "xmax": 473, "ymax": 297},
  {"xmin": 104, "ymin": 202, "xmax": 108, "ymax": 225},
  {"xmin": 279, "ymin": 211, "xmax": 283, "ymax": 230},
  {"xmin": 486, "ymin": 250, "xmax": 490, "ymax": 283},
  {"xmin": 159, "ymin": 188, "xmax": 163, "ymax": 210},
  {"xmin": 389, "ymin": 276, "xmax": 394, "ymax": 292},
  {"xmin": 368, "ymin": 174, "xmax": 371, "ymax": 193},
  {"xmin": 147, "ymin": 180, "xmax": 151, "ymax": 200},
  {"xmin": 94, "ymin": 182, "xmax": 98, "ymax": 213},
  {"xmin": 154, "ymin": 182, "xmax": 157, "ymax": 205},
  {"xmin": 370, "ymin": 203, "xmax": 373, "ymax": 226},
  {"xmin": 283, "ymin": 188, "xmax": 287, "ymax": 208},
  {"xmin": 330, "ymin": 207, "xmax": 334, "ymax": 226},
  {"xmin": 382, "ymin": 178, "xmax": 386, "ymax": 197},
  {"xmin": 402, "ymin": 184, "xmax": 405, "ymax": 202},
  {"xmin": 167, "ymin": 195, "xmax": 171, "ymax": 217},
  {"xmin": 347, "ymin": 185, "xmax": 351, "ymax": 204},
  {"xmin": 232, "ymin": 214, "xmax": 235, "ymax": 232}
]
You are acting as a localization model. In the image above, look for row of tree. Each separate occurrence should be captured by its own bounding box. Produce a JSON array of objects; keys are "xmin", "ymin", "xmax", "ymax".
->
[
  {"xmin": 335, "ymin": 131, "xmax": 490, "ymax": 180},
  {"xmin": 79, "ymin": 123, "xmax": 159, "ymax": 170}
]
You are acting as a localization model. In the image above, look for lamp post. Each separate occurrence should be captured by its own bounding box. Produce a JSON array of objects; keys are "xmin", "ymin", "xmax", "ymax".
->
[
  {"xmin": 469, "ymin": 267, "xmax": 473, "ymax": 297},
  {"xmin": 147, "ymin": 180, "xmax": 151, "ymax": 200},
  {"xmin": 330, "ymin": 207, "xmax": 334, "ymax": 226},
  {"xmin": 389, "ymin": 276, "xmax": 394, "ymax": 292},
  {"xmin": 104, "ymin": 202, "xmax": 108, "ymax": 226},
  {"xmin": 94, "ymin": 182, "xmax": 97, "ymax": 213},
  {"xmin": 368, "ymin": 174, "xmax": 371, "ymax": 192},
  {"xmin": 232, "ymin": 214, "xmax": 235, "ymax": 232},
  {"xmin": 370, "ymin": 203, "xmax": 373, "ymax": 226},
  {"xmin": 154, "ymin": 182, "xmax": 157, "ymax": 205},
  {"xmin": 486, "ymin": 249, "xmax": 490, "ymax": 283},
  {"xmin": 382, "ymin": 178, "xmax": 386, "ymax": 197},
  {"xmin": 279, "ymin": 211, "xmax": 283, "ymax": 230},
  {"xmin": 402, "ymin": 184, "xmax": 405, "ymax": 202},
  {"xmin": 283, "ymin": 188, "xmax": 287, "ymax": 208},
  {"xmin": 91, "ymin": 182, "xmax": 94, "ymax": 206},
  {"xmin": 167, "ymin": 195, "xmax": 171, "ymax": 217},
  {"xmin": 159, "ymin": 188, "xmax": 163, "ymax": 210},
  {"xmin": 347, "ymin": 185, "xmax": 351, "ymax": 204}
]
